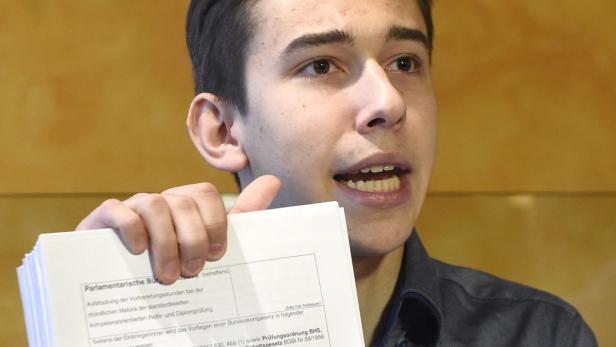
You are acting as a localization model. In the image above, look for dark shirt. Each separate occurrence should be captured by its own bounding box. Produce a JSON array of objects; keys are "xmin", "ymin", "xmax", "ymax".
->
[{"xmin": 372, "ymin": 231, "xmax": 598, "ymax": 347}]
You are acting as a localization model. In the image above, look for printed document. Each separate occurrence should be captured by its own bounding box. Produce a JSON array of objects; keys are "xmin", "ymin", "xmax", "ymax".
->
[{"xmin": 17, "ymin": 202, "xmax": 364, "ymax": 346}]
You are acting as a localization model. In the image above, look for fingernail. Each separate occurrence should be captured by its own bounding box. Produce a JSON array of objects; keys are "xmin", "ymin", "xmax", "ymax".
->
[
  {"xmin": 185, "ymin": 257, "xmax": 203, "ymax": 274},
  {"xmin": 164, "ymin": 260, "xmax": 179, "ymax": 280},
  {"xmin": 209, "ymin": 243, "xmax": 224, "ymax": 258}
]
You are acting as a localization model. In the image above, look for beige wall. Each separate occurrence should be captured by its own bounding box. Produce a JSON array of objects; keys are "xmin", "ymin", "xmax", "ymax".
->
[
  {"xmin": 1, "ymin": 1, "xmax": 614, "ymax": 345},
  {"xmin": 431, "ymin": 1, "xmax": 616, "ymax": 192}
]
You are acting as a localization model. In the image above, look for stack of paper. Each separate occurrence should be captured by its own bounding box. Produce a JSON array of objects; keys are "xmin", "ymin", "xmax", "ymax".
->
[{"xmin": 17, "ymin": 202, "xmax": 364, "ymax": 346}]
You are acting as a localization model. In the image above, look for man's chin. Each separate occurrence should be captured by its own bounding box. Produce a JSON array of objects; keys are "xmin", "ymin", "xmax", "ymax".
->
[{"xmin": 347, "ymin": 226, "xmax": 413, "ymax": 257}]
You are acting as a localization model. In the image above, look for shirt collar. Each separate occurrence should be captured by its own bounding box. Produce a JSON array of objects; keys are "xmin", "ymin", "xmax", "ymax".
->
[
  {"xmin": 397, "ymin": 230, "xmax": 443, "ymax": 346},
  {"xmin": 401, "ymin": 230, "xmax": 442, "ymax": 309}
]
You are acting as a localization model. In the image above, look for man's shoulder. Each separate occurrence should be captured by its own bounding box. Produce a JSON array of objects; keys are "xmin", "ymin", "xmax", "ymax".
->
[
  {"xmin": 433, "ymin": 258, "xmax": 577, "ymax": 315},
  {"xmin": 430, "ymin": 259, "xmax": 597, "ymax": 346}
]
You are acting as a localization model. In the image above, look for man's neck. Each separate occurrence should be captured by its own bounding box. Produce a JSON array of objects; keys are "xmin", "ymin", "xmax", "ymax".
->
[{"xmin": 353, "ymin": 245, "xmax": 405, "ymax": 344}]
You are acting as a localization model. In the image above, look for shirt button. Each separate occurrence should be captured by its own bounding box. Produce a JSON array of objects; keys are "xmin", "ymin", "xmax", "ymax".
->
[{"xmin": 397, "ymin": 339, "xmax": 409, "ymax": 347}]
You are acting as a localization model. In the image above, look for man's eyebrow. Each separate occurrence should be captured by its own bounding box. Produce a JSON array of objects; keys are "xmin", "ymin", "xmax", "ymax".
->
[
  {"xmin": 282, "ymin": 30, "xmax": 354, "ymax": 55},
  {"xmin": 386, "ymin": 25, "xmax": 429, "ymax": 49}
]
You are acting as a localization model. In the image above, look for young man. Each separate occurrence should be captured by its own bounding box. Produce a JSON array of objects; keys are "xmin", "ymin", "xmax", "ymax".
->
[{"xmin": 77, "ymin": 0, "xmax": 597, "ymax": 345}]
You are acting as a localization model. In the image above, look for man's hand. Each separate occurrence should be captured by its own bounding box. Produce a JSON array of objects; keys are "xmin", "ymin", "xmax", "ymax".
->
[{"xmin": 76, "ymin": 175, "xmax": 281, "ymax": 284}]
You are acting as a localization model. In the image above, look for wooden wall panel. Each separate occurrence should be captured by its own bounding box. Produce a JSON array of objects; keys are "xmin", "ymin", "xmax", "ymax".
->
[
  {"xmin": 1, "ymin": 1, "xmax": 614, "ymax": 345},
  {"xmin": 1, "ymin": 1, "xmax": 615, "ymax": 193},
  {"xmin": 431, "ymin": 1, "xmax": 616, "ymax": 192},
  {"xmin": 0, "ymin": 1, "xmax": 237, "ymax": 194}
]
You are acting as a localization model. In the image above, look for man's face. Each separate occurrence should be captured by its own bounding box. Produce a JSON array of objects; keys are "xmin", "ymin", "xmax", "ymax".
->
[{"xmin": 236, "ymin": 0, "xmax": 437, "ymax": 256}]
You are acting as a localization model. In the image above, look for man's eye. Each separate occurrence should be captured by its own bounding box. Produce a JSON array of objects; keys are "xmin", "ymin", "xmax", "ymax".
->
[
  {"xmin": 386, "ymin": 55, "xmax": 422, "ymax": 73},
  {"xmin": 298, "ymin": 58, "xmax": 339, "ymax": 77},
  {"xmin": 312, "ymin": 59, "xmax": 330, "ymax": 74}
]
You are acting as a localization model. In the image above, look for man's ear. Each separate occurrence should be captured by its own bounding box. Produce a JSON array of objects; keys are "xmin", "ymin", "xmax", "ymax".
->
[{"xmin": 186, "ymin": 93, "xmax": 248, "ymax": 172}]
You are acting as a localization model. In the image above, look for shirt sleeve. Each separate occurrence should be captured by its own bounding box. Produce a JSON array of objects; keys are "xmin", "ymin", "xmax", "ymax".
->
[{"xmin": 566, "ymin": 313, "xmax": 598, "ymax": 347}]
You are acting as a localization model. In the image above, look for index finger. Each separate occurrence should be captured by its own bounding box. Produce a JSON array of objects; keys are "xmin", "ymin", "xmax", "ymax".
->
[{"xmin": 164, "ymin": 183, "xmax": 228, "ymax": 260}]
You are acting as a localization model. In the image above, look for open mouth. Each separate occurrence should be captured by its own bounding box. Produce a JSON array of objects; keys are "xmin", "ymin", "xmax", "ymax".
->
[{"xmin": 333, "ymin": 164, "xmax": 409, "ymax": 193}]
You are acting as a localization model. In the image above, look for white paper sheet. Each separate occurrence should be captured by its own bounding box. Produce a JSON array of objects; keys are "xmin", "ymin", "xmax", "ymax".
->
[{"xmin": 17, "ymin": 202, "xmax": 364, "ymax": 347}]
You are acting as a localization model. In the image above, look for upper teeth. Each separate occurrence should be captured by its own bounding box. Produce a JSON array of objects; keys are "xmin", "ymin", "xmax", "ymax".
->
[
  {"xmin": 359, "ymin": 165, "xmax": 396, "ymax": 173},
  {"xmin": 345, "ymin": 176, "xmax": 401, "ymax": 192}
]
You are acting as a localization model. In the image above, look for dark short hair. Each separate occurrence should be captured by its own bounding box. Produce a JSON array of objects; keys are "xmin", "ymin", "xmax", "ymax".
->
[{"xmin": 186, "ymin": 0, "xmax": 434, "ymax": 115}]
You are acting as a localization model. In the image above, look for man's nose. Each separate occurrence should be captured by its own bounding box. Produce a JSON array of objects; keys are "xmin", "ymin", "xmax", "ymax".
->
[{"xmin": 353, "ymin": 60, "xmax": 406, "ymax": 134}]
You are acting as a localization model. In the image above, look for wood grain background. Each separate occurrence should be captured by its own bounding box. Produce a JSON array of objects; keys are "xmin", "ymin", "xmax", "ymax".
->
[{"xmin": 1, "ymin": 1, "xmax": 614, "ymax": 345}]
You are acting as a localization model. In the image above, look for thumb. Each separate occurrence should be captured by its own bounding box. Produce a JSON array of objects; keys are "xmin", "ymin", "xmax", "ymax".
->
[{"xmin": 229, "ymin": 175, "xmax": 281, "ymax": 214}]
